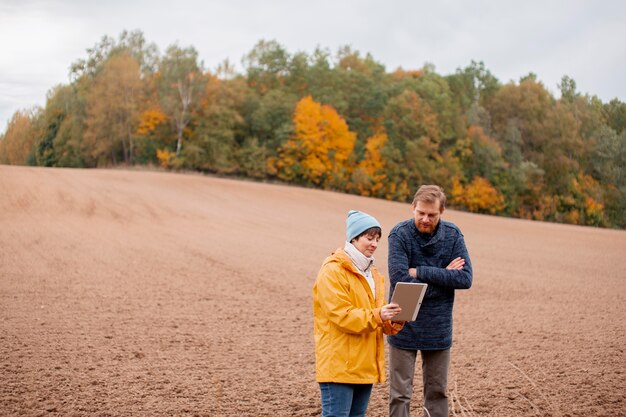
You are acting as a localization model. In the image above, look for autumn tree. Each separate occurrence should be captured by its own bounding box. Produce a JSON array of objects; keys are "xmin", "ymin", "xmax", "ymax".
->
[
  {"xmin": 0, "ymin": 109, "xmax": 41, "ymax": 165},
  {"xmin": 447, "ymin": 60, "xmax": 500, "ymax": 117},
  {"xmin": 157, "ymin": 44, "xmax": 205, "ymax": 157},
  {"xmin": 591, "ymin": 126, "xmax": 626, "ymax": 227},
  {"xmin": 488, "ymin": 77, "xmax": 587, "ymax": 219},
  {"xmin": 70, "ymin": 30, "xmax": 158, "ymax": 81},
  {"xmin": 40, "ymin": 30, "xmax": 160, "ymax": 168},
  {"xmin": 305, "ymin": 48, "xmax": 344, "ymax": 110},
  {"xmin": 454, "ymin": 125, "xmax": 507, "ymax": 183},
  {"xmin": 332, "ymin": 46, "xmax": 389, "ymax": 145},
  {"xmin": 554, "ymin": 173, "xmax": 606, "ymax": 226},
  {"xmin": 349, "ymin": 129, "xmax": 388, "ymax": 197},
  {"xmin": 82, "ymin": 52, "xmax": 144, "ymax": 165},
  {"xmin": 284, "ymin": 51, "xmax": 310, "ymax": 95},
  {"xmin": 513, "ymin": 161, "xmax": 552, "ymax": 220},
  {"xmin": 380, "ymin": 89, "xmax": 446, "ymax": 200},
  {"xmin": 450, "ymin": 124, "xmax": 517, "ymax": 211},
  {"xmin": 246, "ymin": 88, "xmax": 298, "ymax": 152},
  {"xmin": 489, "ymin": 78, "xmax": 554, "ymax": 163},
  {"xmin": 184, "ymin": 72, "xmax": 248, "ymax": 173},
  {"xmin": 270, "ymin": 96, "xmax": 356, "ymax": 189},
  {"xmin": 35, "ymin": 84, "xmax": 85, "ymax": 167},
  {"xmin": 451, "ymin": 176, "xmax": 505, "ymax": 214},
  {"xmin": 134, "ymin": 106, "xmax": 168, "ymax": 164},
  {"xmin": 385, "ymin": 90, "xmax": 440, "ymax": 148},
  {"xmin": 390, "ymin": 65, "xmax": 457, "ymax": 141},
  {"xmin": 603, "ymin": 99, "xmax": 626, "ymax": 134},
  {"xmin": 242, "ymin": 40, "xmax": 290, "ymax": 94},
  {"xmin": 7, "ymin": 33, "xmax": 625, "ymax": 229}
]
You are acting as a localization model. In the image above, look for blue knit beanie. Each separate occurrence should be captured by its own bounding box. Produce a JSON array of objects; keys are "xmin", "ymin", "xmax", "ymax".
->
[{"xmin": 346, "ymin": 210, "xmax": 381, "ymax": 242}]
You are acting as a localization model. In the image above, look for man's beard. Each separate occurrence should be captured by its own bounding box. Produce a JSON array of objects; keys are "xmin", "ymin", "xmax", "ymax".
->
[{"xmin": 417, "ymin": 221, "xmax": 438, "ymax": 234}]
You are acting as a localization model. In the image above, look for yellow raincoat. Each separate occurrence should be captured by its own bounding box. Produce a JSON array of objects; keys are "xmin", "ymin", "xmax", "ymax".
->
[{"xmin": 313, "ymin": 248, "xmax": 403, "ymax": 384}]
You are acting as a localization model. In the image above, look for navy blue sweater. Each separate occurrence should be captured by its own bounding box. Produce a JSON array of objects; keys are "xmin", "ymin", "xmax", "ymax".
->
[{"xmin": 387, "ymin": 219, "xmax": 472, "ymax": 350}]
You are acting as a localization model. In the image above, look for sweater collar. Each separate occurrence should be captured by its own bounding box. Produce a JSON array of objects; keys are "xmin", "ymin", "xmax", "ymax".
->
[{"xmin": 344, "ymin": 241, "xmax": 374, "ymax": 274}]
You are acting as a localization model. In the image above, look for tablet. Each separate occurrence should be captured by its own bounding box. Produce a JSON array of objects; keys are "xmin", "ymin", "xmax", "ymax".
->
[{"xmin": 390, "ymin": 282, "xmax": 428, "ymax": 321}]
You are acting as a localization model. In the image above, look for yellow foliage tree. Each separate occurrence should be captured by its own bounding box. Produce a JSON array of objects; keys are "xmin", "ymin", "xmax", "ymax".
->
[
  {"xmin": 156, "ymin": 148, "xmax": 175, "ymax": 169},
  {"xmin": 390, "ymin": 68, "xmax": 424, "ymax": 81},
  {"xmin": 560, "ymin": 173, "xmax": 605, "ymax": 226},
  {"xmin": 352, "ymin": 129, "xmax": 388, "ymax": 197},
  {"xmin": 0, "ymin": 109, "xmax": 39, "ymax": 165},
  {"xmin": 83, "ymin": 52, "xmax": 143, "ymax": 165},
  {"xmin": 137, "ymin": 108, "xmax": 167, "ymax": 136},
  {"xmin": 450, "ymin": 176, "xmax": 465, "ymax": 205},
  {"xmin": 451, "ymin": 176, "xmax": 505, "ymax": 214},
  {"xmin": 271, "ymin": 96, "xmax": 356, "ymax": 189}
]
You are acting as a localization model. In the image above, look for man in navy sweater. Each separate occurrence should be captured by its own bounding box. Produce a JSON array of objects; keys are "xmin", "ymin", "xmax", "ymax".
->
[{"xmin": 387, "ymin": 185, "xmax": 473, "ymax": 417}]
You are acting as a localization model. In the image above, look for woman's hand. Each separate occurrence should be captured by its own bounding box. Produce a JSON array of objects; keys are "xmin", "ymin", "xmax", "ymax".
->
[{"xmin": 380, "ymin": 303, "xmax": 402, "ymax": 321}]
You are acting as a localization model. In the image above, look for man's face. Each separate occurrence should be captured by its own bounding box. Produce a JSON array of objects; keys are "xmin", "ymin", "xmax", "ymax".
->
[{"xmin": 412, "ymin": 200, "xmax": 443, "ymax": 234}]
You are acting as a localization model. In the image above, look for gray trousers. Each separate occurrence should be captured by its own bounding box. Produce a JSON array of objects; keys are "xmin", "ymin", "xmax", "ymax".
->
[{"xmin": 389, "ymin": 345, "xmax": 450, "ymax": 417}]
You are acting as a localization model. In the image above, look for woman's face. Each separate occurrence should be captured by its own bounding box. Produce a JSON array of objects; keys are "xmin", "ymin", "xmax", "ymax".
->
[{"xmin": 352, "ymin": 233, "xmax": 380, "ymax": 257}]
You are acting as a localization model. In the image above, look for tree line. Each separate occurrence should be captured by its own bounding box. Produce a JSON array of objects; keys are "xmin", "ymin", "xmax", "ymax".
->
[{"xmin": 1, "ymin": 30, "xmax": 624, "ymax": 228}]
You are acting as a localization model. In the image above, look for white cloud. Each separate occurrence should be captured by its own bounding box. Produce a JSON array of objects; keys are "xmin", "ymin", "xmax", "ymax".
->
[{"xmin": 1, "ymin": 0, "xmax": 625, "ymax": 132}]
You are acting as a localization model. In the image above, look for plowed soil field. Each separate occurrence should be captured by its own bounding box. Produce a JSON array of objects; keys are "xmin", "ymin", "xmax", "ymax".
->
[{"xmin": 1, "ymin": 166, "xmax": 625, "ymax": 416}]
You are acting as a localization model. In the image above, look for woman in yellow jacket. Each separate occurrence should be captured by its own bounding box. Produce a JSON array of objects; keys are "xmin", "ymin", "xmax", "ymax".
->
[{"xmin": 313, "ymin": 210, "xmax": 404, "ymax": 417}]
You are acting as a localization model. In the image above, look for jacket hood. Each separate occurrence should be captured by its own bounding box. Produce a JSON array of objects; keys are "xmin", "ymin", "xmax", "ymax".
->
[{"xmin": 323, "ymin": 248, "xmax": 368, "ymax": 276}]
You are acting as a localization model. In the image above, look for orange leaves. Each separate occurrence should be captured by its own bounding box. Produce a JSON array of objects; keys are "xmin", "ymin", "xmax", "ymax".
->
[
  {"xmin": 156, "ymin": 148, "xmax": 175, "ymax": 168},
  {"xmin": 390, "ymin": 68, "xmax": 424, "ymax": 81},
  {"xmin": 271, "ymin": 96, "xmax": 356, "ymax": 188},
  {"xmin": 351, "ymin": 130, "xmax": 388, "ymax": 197},
  {"xmin": 562, "ymin": 173, "xmax": 605, "ymax": 226},
  {"xmin": 137, "ymin": 108, "xmax": 167, "ymax": 136},
  {"xmin": 451, "ymin": 176, "xmax": 505, "ymax": 214},
  {"xmin": 584, "ymin": 197, "xmax": 604, "ymax": 221},
  {"xmin": 0, "ymin": 109, "xmax": 38, "ymax": 165},
  {"xmin": 359, "ymin": 130, "xmax": 387, "ymax": 177}
]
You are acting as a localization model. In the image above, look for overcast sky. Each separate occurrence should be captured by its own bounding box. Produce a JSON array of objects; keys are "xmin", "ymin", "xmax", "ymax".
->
[{"xmin": 1, "ymin": 0, "xmax": 625, "ymax": 133}]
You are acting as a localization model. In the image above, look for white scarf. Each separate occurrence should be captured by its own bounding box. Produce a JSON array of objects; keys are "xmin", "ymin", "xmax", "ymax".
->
[{"xmin": 344, "ymin": 241, "xmax": 376, "ymax": 298}]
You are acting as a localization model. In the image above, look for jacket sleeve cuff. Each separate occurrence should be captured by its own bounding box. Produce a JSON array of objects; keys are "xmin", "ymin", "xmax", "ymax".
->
[
  {"xmin": 373, "ymin": 307, "xmax": 383, "ymax": 325},
  {"xmin": 382, "ymin": 320, "xmax": 405, "ymax": 335}
]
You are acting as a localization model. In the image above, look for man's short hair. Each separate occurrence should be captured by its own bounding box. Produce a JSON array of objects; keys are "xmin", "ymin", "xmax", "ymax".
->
[{"xmin": 412, "ymin": 185, "xmax": 446, "ymax": 211}]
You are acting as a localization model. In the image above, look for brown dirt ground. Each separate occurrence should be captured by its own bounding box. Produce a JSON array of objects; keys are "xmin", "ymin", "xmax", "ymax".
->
[{"xmin": 1, "ymin": 165, "xmax": 625, "ymax": 417}]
